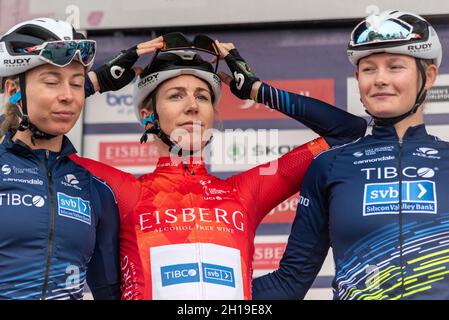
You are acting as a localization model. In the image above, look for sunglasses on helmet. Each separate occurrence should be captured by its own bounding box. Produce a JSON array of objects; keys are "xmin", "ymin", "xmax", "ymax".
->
[
  {"xmin": 162, "ymin": 32, "xmax": 219, "ymax": 56},
  {"xmin": 350, "ymin": 18, "xmax": 422, "ymax": 47},
  {"xmin": 21, "ymin": 40, "xmax": 96, "ymax": 68},
  {"xmin": 162, "ymin": 32, "xmax": 219, "ymax": 72}
]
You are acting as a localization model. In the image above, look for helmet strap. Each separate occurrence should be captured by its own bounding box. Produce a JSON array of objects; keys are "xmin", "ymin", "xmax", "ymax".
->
[
  {"xmin": 15, "ymin": 73, "xmax": 56, "ymax": 145},
  {"xmin": 366, "ymin": 58, "xmax": 428, "ymax": 127},
  {"xmin": 140, "ymin": 110, "xmax": 213, "ymax": 157}
]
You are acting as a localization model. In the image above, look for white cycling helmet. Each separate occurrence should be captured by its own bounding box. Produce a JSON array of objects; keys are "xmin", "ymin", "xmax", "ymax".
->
[
  {"xmin": 347, "ymin": 10, "xmax": 442, "ymax": 67},
  {"xmin": 0, "ymin": 18, "xmax": 95, "ymax": 80},
  {"xmin": 133, "ymin": 50, "xmax": 221, "ymax": 126},
  {"xmin": 0, "ymin": 18, "xmax": 96, "ymax": 142}
]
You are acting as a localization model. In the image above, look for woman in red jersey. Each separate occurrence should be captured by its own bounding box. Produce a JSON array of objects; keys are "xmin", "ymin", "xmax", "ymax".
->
[{"xmin": 71, "ymin": 34, "xmax": 366, "ymax": 299}]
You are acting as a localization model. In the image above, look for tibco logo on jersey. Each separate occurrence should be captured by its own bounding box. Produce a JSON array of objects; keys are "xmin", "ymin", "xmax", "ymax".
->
[
  {"xmin": 160, "ymin": 262, "xmax": 236, "ymax": 288},
  {"xmin": 362, "ymin": 167, "xmax": 436, "ymax": 180},
  {"xmin": 139, "ymin": 208, "xmax": 244, "ymax": 232},
  {"xmin": 161, "ymin": 263, "xmax": 200, "ymax": 287},
  {"xmin": 0, "ymin": 193, "xmax": 45, "ymax": 207}
]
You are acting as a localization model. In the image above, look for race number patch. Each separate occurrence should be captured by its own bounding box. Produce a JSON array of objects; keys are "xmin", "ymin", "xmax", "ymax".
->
[
  {"xmin": 151, "ymin": 243, "xmax": 243, "ymax": 299},
  {"xmin": 363, "ymin": 180, "xmax": 436, "ymax": 216}
]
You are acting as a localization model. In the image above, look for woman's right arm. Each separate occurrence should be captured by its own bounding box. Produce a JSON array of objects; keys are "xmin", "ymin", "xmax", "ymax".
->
[
  {"xmin": 253, "ymin": 82, "xmax": 366, "ymax": 146},
  {"xmin": 252, "ymin": 152, "xmax": 332, "ymax": 300},
  {"xmin": 215, "ymin": 42, "xmax": 367, "ymax": 146},
  {"xmin": 69, "ymin": 154, "xmax": 140, "ymax": 217}
]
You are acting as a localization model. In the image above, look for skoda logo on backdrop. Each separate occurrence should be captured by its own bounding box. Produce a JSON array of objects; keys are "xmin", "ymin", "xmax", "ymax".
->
[{"xmin": 227, "ymin": 143, "xmax": 246, "ymax": 161}]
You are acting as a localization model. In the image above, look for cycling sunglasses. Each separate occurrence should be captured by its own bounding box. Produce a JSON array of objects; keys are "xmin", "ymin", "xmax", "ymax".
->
[
  {"xmin": 162, "ymin": 32, "xmax": 219, "ymax": 56},
  {"xmin": 350, "ymin": 18, "xmax": 421, "ymax": 47},
  {"xmin": 22, "ymin": 40, "xmax": 96, "ymax": 68}
]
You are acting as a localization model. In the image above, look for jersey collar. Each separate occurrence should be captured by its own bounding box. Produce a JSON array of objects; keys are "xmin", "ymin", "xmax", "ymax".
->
[
  {"xmin": 1, "ymin": 129, "xmax": 77, "ymax": 159},
  {"xmin": 155, "ymin": 156, "xmax": 208, "ymax": 175},
  {"xmin": 372, "ymin": 124, "xmax": 429, "ymax": 141}
]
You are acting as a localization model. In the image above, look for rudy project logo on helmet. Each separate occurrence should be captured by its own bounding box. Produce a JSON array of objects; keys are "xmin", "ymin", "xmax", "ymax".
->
[
  {"xmin": 138, "ymin": 73, "xmax": 159, "ymax": 88},
  {"xmin": 408, "ymin": 43, "xmax": 433, "ymax": 53},
  {"xmin": 0, "ymin": 193, "xmax": 45, "ymax": 207},
  {"xmin": 3, "ymin": 58, "xmax": 31, "ymax": 67}
]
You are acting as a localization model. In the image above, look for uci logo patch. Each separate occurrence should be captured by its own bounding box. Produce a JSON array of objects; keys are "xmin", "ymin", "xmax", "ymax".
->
[
  {"xmin": 363, "ymin": 180, "xmax": 436, "ymax": 216},
  {"xmin": 57, "ymin": 192, "xmax": 91, "ymax": 225}
]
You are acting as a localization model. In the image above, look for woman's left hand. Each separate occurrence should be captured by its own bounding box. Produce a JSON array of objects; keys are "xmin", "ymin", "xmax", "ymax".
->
[
  {"xmin": 88, "ymin": 36, "xmax": 164, "ymax": 93},
  {"xmin": 214, "ymin": 40, "xmax": 261, "ymax": 100}
]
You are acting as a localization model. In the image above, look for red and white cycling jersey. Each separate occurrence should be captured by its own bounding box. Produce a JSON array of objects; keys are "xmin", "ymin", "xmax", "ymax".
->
[{"xmin": 71, "ymin": 137, "xmax": 328, "ymax": 299}]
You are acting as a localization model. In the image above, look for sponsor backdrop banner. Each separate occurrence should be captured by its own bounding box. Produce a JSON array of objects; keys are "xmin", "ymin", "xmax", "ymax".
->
[{"xmin": 83, "ymin": 25, "xmax": 449, "ymax": 299}]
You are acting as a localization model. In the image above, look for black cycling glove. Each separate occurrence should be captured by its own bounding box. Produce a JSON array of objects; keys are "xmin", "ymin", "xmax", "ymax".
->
[
  {"xmin": 94, "ymin": 45, "xmax": 139, "ymax": 93},
  {"xmin": 224, "ymin": 49, "xmax": 260, "ymax": 100}
]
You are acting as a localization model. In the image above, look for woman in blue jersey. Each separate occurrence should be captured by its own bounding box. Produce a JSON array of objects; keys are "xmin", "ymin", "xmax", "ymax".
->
[
  {"xmin": 252, "ymin": 10, "xmax": 449, "ymax": 300},
  {"xmin": 0, "ymin": 18, "xmax": 123, "ymax": 300},
  {"xmin": 0, "ymin": 17, "xmax": 165, "ymax": 300}
]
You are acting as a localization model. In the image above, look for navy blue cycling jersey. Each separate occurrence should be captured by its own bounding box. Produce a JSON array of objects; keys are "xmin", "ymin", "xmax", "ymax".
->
[
  {"xmin": 0, "ymin": 131, "xmax": 120, "ymax": 300},
  {"xmin": 253, "ymin": 124, "xmax": 449, "ymax": 300}
]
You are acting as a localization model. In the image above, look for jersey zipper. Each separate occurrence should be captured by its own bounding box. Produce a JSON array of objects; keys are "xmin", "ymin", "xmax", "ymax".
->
[
  {"xmin": 41, "ymin": 150, "xmax": 56, "ymax": 300},
  {"xmin": 182, "ymin": 160, "xmax": 202, "ymax": 298},
  {"xmin": 398, "ymin": 139, "xmax": 405, "ymax": 298}
]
